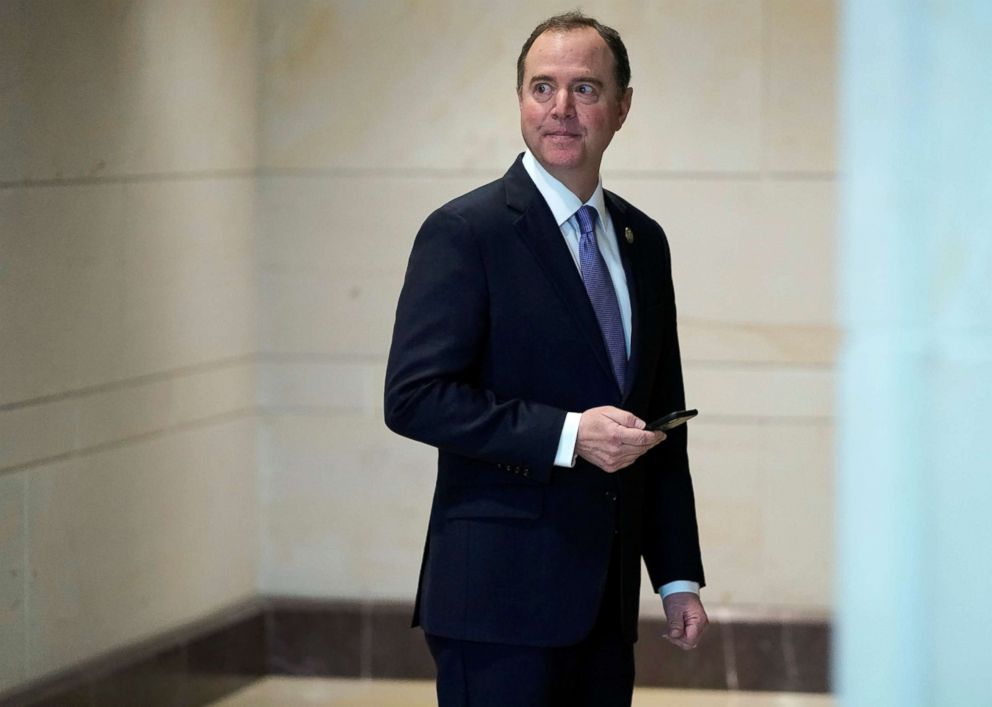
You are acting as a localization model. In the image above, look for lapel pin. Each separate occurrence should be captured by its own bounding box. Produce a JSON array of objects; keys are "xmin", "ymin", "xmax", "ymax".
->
[{"xmin": 624, "ymin": 227, "xmax": 634, "ymax": 244}]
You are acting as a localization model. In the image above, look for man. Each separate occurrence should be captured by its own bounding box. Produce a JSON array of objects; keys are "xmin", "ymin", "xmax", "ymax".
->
[{"xmin": 384, "ymin": 12, "xmax": 706, "ymax": 707}]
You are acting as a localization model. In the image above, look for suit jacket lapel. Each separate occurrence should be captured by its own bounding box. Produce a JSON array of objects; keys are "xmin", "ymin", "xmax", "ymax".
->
[
  {"xmin": 605, "ymin": 191, "xmax": 647, "ymax": 402},
  {"xmin": 503, "ymin": 156, "xmax": 620, "ymax": 392}
]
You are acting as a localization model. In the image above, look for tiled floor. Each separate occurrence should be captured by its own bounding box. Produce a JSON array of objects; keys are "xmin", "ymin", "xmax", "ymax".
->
[{"xmin": 211, "ymin": 677, "xmax": 836, "ymax": 707}]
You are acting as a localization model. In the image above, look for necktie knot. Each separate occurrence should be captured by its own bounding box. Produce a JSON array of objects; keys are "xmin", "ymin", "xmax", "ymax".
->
[{"xmin": 575, "ymin": 205, "xmax": 597, "ymax": 238}]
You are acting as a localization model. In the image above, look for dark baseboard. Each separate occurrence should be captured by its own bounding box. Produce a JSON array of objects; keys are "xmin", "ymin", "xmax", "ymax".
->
[{"xmin": 1, "ymin": 598, "xmax": 830, "ymax": 706}]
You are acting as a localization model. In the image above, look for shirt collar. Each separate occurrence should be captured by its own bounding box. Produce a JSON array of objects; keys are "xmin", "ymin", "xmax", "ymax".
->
[{"xmin": 522, "ymin": 150, "xmax": 608, "ymax": 228}]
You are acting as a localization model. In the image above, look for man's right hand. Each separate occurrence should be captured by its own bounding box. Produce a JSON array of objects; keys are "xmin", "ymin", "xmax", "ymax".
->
[{"xmin": 575, "ymin": 406, "xmax": 666, "ymax": 473}]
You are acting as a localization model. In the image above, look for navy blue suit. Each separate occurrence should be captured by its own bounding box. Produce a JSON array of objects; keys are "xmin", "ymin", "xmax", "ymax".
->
[{"xmin": 384, "ymin": 154, "xmax": 704, "ymax": 656}]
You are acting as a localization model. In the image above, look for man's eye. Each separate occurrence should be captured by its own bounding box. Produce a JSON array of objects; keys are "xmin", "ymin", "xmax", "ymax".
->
[
  {"xmin": 534, "ymin": 83, "xmax": 551, "ymax": 94},
  {"xmin": 576, "ymin": 84, "xmax": 595, "ymax": 95}
]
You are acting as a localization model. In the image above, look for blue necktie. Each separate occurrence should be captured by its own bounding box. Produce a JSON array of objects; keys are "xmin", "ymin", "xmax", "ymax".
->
[{"xmin": 575, "ymin": 205, "xmax": 626, "ymax": 392}]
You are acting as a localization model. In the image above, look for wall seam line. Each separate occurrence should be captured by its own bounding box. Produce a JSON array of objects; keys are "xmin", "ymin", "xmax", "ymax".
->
[
  {"xmin": 0, "ymin": 407, "xmax": 258, "ymax": 476},
  {"xmin": 0, "ymin": 354, "xmax": 257, "ymax": 412}
]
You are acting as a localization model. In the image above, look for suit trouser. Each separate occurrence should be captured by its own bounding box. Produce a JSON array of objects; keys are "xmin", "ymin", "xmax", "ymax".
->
[{"xmin": 425, "ymin": 535, "xmax": 634, "ymax": 707}]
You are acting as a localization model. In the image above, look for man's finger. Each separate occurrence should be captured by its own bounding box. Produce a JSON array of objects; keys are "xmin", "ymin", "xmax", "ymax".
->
[
  {"xmin": 682, "ymin": 620, "xmax": 700, "ymax": 647},
  {"xmin": 601, "ymin": 407, "xmax": 644, "ymax": 429},
  {"xmin": 614, "ymin": 427, "xmax": 664, "ymax": 447}
]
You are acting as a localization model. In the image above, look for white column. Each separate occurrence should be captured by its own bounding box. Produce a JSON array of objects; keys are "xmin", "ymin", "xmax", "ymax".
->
[{"xmin": 837, "ymin": 2, "xmax": 992, "ymax": 705}]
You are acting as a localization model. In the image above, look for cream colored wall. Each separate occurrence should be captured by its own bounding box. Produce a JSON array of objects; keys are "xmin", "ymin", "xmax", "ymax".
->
[
  {"xmin": 255, "ymin": 0, "xmax": 838, "ymax": 611},
  {"xmin": 0, "ymin": 0, "xmax": 836, "ymax": 694},
  {"xmin": 0, "ymin": 0, "xmax": 259, "ymax": 694}
]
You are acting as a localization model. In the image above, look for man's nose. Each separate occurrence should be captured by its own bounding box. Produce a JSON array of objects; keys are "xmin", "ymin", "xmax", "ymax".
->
[{"xmin": 551, "ymin": 88, "xmax": 575, "ymax": 118}]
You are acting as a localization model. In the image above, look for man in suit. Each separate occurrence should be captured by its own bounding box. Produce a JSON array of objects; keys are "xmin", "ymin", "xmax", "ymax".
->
[{"xmin": 384, "ymin": 12, "xmax": 706, "ymax": 707}]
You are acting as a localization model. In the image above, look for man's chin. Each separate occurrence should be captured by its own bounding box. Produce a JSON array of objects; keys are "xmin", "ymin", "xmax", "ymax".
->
[{"xmin": 536, "ymin": 146, "xmax": 584, "ymax": 171}]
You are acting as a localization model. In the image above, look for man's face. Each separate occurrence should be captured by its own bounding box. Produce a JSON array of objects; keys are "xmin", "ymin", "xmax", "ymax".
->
[{"xmin": 518, "ymin": 27, "xmax": 632, "ymax": 187}]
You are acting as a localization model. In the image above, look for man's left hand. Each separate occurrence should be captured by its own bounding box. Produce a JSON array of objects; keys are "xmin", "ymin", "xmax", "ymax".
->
[{"xmin": 662, "ymin": 592, "xmax": 708, "ymax": 650}]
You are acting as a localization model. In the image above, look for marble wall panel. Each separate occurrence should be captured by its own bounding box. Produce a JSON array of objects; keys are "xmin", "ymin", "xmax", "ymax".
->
[
  {"xmin": 0, "ymin": 178, "xmax": 256, "ymax": 407},
  {"xmin": 0, "ymin": 182, "xmax": 126, "ymax": 406},
  {"xmin": 684, "ymin": 364, "xmax": 833, "ymax": 420},
  {"xmin": 260, "ymin": 270, "xmax": 400, "ymax": 358},
  {"xmin": 0, "ymin": 362, "xmax": 255, "ymax": 473},
  {"xmin": 759, "ymin": 423, "xmax": 833, "ymax": 607},
  {"xmin": 258, "ymin": 360, "xmax": 381, "ymax": 415},
  {"xmin": 0, "ymin": 473, "xmax": 27, "ymax": 693},
  {"xmin": 257, "ymin": 0, "xmax": 763, "ymax": 173},
  {"xmin": 0, "ymin": 400, "xmax": 78, "ymax": 472},
  {"xmin": 256, "ymin": 0, "xmax": 522, "ymax": 172},
  {"xmin": 170, "ymin": 362, "xmax": 257, "ymax": 424},
  {"xmin": 119, "ymin": 178, "xmax": 257, "ymax": 376},
  {"xmin": 257, "ymin": 173, "xmax": 497, "ymax": 276},
  {"xmin": 607, "ymin": 0, "xmax": 764, "ymax": 173},
  {"xmin": 672, "ymin": 420, "xmax": 834, "ymax": 609},
  {"xmin": 24, "ymin": 418, "xmax": 258, "ymax": 681},
  {"xmin": 608, "ymin": 177, "xmax": 836, "ymax": 327},
  {"xmin": 678, "ymin": 321, "xmax": 837, "ymax": 367},
  {"xmin": 0, "ymin": 0, "xmax": 257, "ymax": 183},
  {"xmin": 258, "ymin": 415, "xmax": 435, "ymax": 598},
  {"xmin": 764, "ymin": 0, "xmax": 838, "ymax": 173}
]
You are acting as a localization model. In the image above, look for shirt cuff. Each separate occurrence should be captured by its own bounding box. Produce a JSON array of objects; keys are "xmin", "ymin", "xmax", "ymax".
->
[
  {"xmin": 659, "ymin": 580, "xmax": 700, "ymax": 599},
  {"xmin": 553, "ymin": 412, "xmax": 582, "ymax": 467}
]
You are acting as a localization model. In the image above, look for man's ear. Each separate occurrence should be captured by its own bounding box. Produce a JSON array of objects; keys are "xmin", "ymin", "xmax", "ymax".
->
[{"xmin": 617, "ymin": 86, "xmax": 633, "ymax": 129}]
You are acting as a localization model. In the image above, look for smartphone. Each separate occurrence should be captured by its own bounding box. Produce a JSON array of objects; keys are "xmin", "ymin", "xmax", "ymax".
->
[{"xmin": 645, "ymin": 409, "xmax": 698, "ymax": 432}]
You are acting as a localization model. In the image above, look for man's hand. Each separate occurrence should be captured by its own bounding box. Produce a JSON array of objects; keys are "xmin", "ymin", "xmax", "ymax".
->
[
  {"xmin": 575, "ymin": 406, "xmax": 665, "ymax": 473},
  {"xmin": 662, "ymin": 592, "xmax": 708, "ymax": 650}
]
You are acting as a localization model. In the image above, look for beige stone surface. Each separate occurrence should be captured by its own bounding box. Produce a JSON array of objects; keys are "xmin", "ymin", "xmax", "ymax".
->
[
  {"xmin": 764, "ymin": 0, "xmax": 838, "ymax": 173},
  {"xmin": 257, "ymin": 0, "xmax": 763, "ymax": 173},
  {"xmin": 119, "ymin": 178, "xmax": 256, "ymax": 374},
  {"xmin": 24, "ymin": 418, "xmax": 258, "ymax": 681},
  {"xmin": 0, "ymin": 473, "xmax": 27, "ymax": 693},
  {"xmin": 257, "ymin": 174, "xmax": 493, "ymax": 277},
  {"xmin": 170, "ymin": 362, "xmax": 257, "ymax": 424},
  {"xmin": 609, "ymin": 0, "xmax": 764, "ymax": 173},
  {"xmin": 0, "ymin": 364, "xmax": 254, "ymax": 473},
  {"xmin": 258, "ymin": 415, "xmax": 434, "ymax": 598},
  {"xmin": 0, "ymin": 0, "xmax": 257, "ymax": 183},
  {"xmin": 686, "ymin": 421, "xmax": 833, "ymax": 608},
  {"xmin": 759, "ymin": 424, "xmax": 834, "ymax": 606},
  {"xmin": 609, "ymin": 177, "xmax": 837, "ymax": 327},
  {"xmin": 0, "ymin": 182, "xmax": 125, "ymax": 406},
  {"xmin": 211, "ymin": 677, "xmax": 836, "ymax": 707},
  {"xmin": 684, "ymin": 364, "xmax": 833, "ymax": 420},
  {"xmin": 258, "ymin": 360, "xmax": 381, "ymax": 415},
  {"xmin": 679, "ymin": 322, "xmax": 837, "ymax": 367},
  {"xmin": 260, "ymin": 270, "xmax": 401, "ymax": 358},
  {"xmin": 0, "ymin": 399, "xmax": 79, "ymax": 472},
  {"xmin": 0, "ymin": 178, "xmax": 256, "ymax": 406}
]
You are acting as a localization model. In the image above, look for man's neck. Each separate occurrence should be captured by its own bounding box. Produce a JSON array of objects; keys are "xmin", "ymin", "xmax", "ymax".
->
[
  {"xmin": 531, "ymin": 158, "xmax": 601, "ymax": 203},
  {"xmin": 546, "ymin": 169, "xmax": 598, "ymax": 203}
]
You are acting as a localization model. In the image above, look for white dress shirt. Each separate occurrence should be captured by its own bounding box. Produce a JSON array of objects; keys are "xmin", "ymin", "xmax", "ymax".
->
[{"xmin": 521, "ymin": 151, "xmax": 700, "ymax": 600}]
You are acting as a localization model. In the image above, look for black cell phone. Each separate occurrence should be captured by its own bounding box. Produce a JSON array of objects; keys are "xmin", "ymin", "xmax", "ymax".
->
[{"xmin": 645, "ymin": 409, "xmax": 698, "ymax": 432}]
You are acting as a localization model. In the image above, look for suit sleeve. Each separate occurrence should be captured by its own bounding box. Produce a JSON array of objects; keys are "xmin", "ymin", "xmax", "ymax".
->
[
  {"xmin": 640, "ymin": 227, "xmax": 706, "ymax": 590},
  {"xmin": 384, "ymin": 206, "xmax": 567, "ymax": 481}
]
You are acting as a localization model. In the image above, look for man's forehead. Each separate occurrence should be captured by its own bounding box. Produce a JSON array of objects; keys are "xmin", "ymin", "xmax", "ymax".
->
[{"xmin": 523, "ymin": 28, "xmax": 614, "ymax": 75}]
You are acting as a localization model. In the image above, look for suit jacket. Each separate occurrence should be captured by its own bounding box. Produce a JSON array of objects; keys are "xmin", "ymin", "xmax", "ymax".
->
[{"xmin": 384, "ymin": 154, "xmax": 704, "ymax": 647}]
